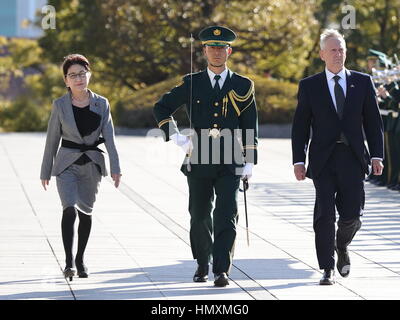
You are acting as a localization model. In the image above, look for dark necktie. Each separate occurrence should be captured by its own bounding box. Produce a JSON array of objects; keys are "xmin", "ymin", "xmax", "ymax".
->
[
  {"xmin": 214, "ymin": 74, "xmax": 221, "ymax": 94},
  {"xmin": 333, "ymin": 75, "xmax": 348, "ymax": 145},
  {"xmin": 333, "ymin": 75, "xmax": 345, "ymax": 119}
]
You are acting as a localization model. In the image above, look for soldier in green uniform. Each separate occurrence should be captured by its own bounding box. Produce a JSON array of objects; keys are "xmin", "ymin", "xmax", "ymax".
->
[
  {"xmin": 366, "ymin": 51, "xmax": 393, "ymax": 186},
  {"xmin": 365, "ymin": 55, "xmax": 382, "ymax": 185},
  {"xmin": 376, "ymin": 83, "xmax": 393, "ymax": 186},
  {"xmin": 386, "ymin": 80, "xmax": 400, "ymax": 190},
  {"xmin": 153, "ymin": 26, "xmax": 258, "ymax": 287},
  {"xmin": 368, "ymin": 50, "xmax": 400, "ymax": 189}
]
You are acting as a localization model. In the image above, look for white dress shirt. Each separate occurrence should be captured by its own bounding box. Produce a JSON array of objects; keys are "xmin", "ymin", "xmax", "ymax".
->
[{"xmin": 207, "ymin": 67, "xmax": 231, "ymax": 88}]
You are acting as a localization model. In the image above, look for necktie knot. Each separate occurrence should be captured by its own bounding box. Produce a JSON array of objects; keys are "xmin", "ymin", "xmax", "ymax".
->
[
  {"xmin": 213, "ymin": 74, "xmax": 221, "ymax": 93},
  {"xmin": 333, "ymin": 75, "xmax": 341, "ymax": 83}
]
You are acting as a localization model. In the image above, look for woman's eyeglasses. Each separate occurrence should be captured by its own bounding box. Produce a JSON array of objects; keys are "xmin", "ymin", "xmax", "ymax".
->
[{"xmin": 67, "ymin": 71, "xmax": 90, "ymax": 80}]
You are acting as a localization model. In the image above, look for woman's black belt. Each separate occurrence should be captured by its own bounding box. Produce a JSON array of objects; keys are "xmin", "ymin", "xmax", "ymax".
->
[{"xmin": 61, "ymin": 138, "xmax": 105, "ymax": 153}]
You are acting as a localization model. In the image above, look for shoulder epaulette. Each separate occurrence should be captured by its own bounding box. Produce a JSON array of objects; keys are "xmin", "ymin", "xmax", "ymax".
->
[
  {"xmin": 227, "ymin": 78, "xmax": 255, "ymax": 116},
  {"xmin": 183, "ymin": 71, "xmax": 203, "ymax": 81}
]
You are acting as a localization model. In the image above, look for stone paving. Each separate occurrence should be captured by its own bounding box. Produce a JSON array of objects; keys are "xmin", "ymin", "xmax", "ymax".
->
[{"xmin": 1, "ymin": 132, "xmax": 399, "ymax": 300}]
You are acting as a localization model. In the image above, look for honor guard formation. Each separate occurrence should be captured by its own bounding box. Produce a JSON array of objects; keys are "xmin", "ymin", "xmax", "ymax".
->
[{"xmin": 367, "ymin": 49, "xmax": 400, "ymax": 191}]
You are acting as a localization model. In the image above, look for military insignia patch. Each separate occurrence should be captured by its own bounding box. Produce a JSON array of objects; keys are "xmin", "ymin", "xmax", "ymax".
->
[{"xmin": 213, "ymin": 29, "xmax": 221, "ymax": 36}]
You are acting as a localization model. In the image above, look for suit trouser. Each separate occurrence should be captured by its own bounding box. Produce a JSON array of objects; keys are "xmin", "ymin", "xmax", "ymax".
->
[
  {"xmin": 312, "ymin": 144, "xmax": 363, "ymax": 270},
  {"xmin": 187, "ymin": 165, "xmax": 240, "ymax": 275}
]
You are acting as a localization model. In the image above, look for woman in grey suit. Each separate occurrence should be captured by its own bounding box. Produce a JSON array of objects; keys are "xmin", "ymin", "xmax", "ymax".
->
[{"xmin": 40, "ymin": 54, "xmax": 122, "ymax": 280}]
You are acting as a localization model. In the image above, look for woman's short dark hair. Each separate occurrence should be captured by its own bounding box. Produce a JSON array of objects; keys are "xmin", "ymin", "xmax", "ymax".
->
[{"xmin": 62, "ymin": 54, "xmax": 90, "ymax": 77}]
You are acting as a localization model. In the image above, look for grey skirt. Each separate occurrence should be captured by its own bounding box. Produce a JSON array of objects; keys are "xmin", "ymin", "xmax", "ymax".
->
[{"xmin": 56, "ymin": 162, "xmax": 102, "ymax": 214}]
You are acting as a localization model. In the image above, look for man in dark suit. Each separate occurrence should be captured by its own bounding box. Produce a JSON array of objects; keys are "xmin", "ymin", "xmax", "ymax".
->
[
  {"xmin": 291, "ymin": 29, "xmax": 384, "ymax": 285},
  {"xmin": 153, "ymin": 26, "xmax": 258, "ymax": 287}
]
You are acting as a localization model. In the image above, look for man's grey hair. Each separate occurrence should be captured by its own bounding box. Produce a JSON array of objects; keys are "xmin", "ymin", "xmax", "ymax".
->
[{"xmin": 320, "ymin": 29, "xmax": 346, "ymax": 50}]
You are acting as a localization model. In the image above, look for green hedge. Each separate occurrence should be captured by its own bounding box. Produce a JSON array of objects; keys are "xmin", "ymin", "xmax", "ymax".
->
[
  {"xmin": 252, "ymin": 75, "xmax": 298, "ymax": 124},
  {"xmin": 0, "ymin": 96, "xmax": 50, "ymax": 132},
  {"xmin": 0, "ymin": 74, "xmax": 298, "ymax": 132},
  {"xmin": 114, "ymin": 74, "xmax": 298, "ymax": 128}
]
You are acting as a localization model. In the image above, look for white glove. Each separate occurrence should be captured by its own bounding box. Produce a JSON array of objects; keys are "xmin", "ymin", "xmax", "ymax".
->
[
  {"xmin": 241, "ymin": 163, "xmax": 254, "ymax": 180},
  {"xmin": 170, "ymin": 133, "xmax": 193, "ymax": 154}
]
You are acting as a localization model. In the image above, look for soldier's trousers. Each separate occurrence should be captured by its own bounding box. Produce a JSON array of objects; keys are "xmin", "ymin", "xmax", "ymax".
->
[
  {"xmin": 390, "ymin": 119, "xmax": 400, "ymax": 185},
  {"xmin": 187, "ymin": 165, "xmax": 240, "ymax": 275}
]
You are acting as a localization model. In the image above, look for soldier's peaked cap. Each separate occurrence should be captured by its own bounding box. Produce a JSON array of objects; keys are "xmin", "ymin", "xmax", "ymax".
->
[
  {"xmin": 198, "ymin": 26, "xmax": 236, "ymax": 47},
  {"xmin": 368, "ymin": 49, "xmax": 395, "ymax": 68}
]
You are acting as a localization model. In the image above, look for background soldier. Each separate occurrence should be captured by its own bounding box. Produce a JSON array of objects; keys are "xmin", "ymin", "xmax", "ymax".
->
[
  {"xmin": 367, "ymin": 50, "xmax": 400, "ymax": 189},
  {"xmin": 367, "ymin": 51, "xmax": 389, "ymax": 186},
  {"xmin": 385, "ymin": 78, "xmax": 400, "ymax": 191},
  {"xmin": 153, "ymin": 26, "xmax": 258, "ymax": 287}
]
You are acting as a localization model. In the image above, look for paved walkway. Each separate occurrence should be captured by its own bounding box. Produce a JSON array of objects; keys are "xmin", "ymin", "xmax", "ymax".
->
[{"xmin": 0, "ymin": 133, "xmax": 400, "ymax": 300}]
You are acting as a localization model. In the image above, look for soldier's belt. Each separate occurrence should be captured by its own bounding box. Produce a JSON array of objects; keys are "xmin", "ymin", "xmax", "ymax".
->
[
  {"xmin": 194, "ymin": 128, "xmax": 232, "ymax": 139},
  {"xmin": 208, "ymin": 128, "xmax": 221, "ymax": 139}
]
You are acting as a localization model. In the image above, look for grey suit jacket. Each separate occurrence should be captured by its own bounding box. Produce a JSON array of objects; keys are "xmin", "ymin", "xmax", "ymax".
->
[{"xmin": 40, "ymin": 89, "xmax": 121, "ymax": 180}]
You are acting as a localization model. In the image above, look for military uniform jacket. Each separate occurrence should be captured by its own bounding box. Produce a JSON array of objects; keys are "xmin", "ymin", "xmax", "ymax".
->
[
  {"xmin": 385, "ymin": 84, "xmax": 400, "ymax": 132},
  {"xmin": 153, "ymin": 69, "xmax": 258, "ymax": 177}
]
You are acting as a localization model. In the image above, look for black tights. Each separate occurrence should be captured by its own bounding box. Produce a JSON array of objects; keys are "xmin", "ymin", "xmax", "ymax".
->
[{"xmin": 61, "ymin": 207, "xmax": 92, "ymax": 269}]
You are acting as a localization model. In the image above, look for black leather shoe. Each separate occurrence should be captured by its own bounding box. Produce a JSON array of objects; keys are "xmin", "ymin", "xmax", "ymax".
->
[
  {"xmin": 319, "ymin": 269, "xmax": 335, "ymax": 285},
  {"xmin": 193, "ymin": 264, "xmax": 209, "ymax": 282},
  {"xmin": 75, "ymin": 260, "xmax": 89, "ymax": 278},
  {"xmin": 214, "ymin": 272, "xmax": 229, "ymax": 287},
  {"xmin": 63, "ymin": 267, "xmax": 75, "ymax": 281},
  {"xmin": 336, "ymin": 248, "xmax": 350, "ymax": 277}
]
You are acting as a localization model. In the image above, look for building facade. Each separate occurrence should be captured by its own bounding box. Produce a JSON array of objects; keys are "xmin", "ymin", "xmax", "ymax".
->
[{"xmin": 0, "ymin": 0, "xmax": 48, "ymax": 38}]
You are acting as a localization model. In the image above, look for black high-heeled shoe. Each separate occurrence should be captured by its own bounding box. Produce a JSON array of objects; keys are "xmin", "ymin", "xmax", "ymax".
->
[
  {"xmin": 75, "ymin": 260, "xmax": 89, "ymax": 278},
  {"xmin": 63, "ymin": 267, "xmax": 76, "ymax": 281}
]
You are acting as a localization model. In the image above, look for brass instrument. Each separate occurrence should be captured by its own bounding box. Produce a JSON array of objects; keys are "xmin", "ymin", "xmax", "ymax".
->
[
  {"xmin": 372, "ymin": 66, "xmax": 400, "ymax": 85},
  {"xmin": 369, "ymin": 51, "xmax": 400, "ymax": 111}
]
